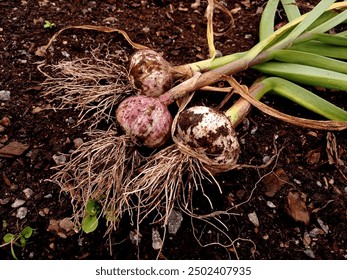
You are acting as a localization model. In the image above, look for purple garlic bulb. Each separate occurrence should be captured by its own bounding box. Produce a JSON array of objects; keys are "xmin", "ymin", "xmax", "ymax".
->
[{"xmin": 116, "ymin": 95, "xmax": 172, "ymax": 148}]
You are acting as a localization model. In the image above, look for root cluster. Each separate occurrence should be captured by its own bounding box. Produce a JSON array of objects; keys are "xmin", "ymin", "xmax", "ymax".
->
[
  {"xmin": 40, "ymin": 50, "xmax": 133, "ymax": 128},
  {"xmin": 51, "ymin": 129, "xmax": 141, "ymax": 234},
  {"xmin": 42, "ymin": 47, "xmax": 256, "ymax": 258}
]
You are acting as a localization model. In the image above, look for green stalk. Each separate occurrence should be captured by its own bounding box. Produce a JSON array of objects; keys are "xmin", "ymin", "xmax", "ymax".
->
[
  {"xmin": 252, "ymin": 61, "xmax": 347, "ymax": 91},
  {"xmin": 187, "ymin": 2, "xmax": 346, "ymax": 73},
  {"xmin": 307, "ymin": 33, "xmax": 347, "ymax": 46},
  {"xmin": 281, "ymin": 0, "xmax": 301, "ymax": 22},
  {"xmin": 164, "ymin": 0, "xmax": 343, "ymax": 105},
  {"xmin": 268, "ymin": 50, "xmax": 347, "ymax": 74},
  {"xmin": 259, "ymin": 0, "xmax": 280, "ymax": 41},
  {"xmin": 293, "ymin": 9, "xmax": 347, "ymax": 45},
  {"xmin": 191, "ymin": 1, "xmax": 338, "ymax": 72},
  {"xmin": 225, "ymin": 77, "xmax": 347, "ymax": 127},
  {"xmin": 289, "ymin": 41, "xmax": 347, "ymax": 59},
  {"xmin": 310, "ymin": 9, "xmax": 347, "ymax": 33},
  {"xmin": 190, "ymin": 36, "xmax": 347, "ymax": 72},
  {"xmin": 265, "ymin": 0, "xmax": 336, "ymax": 53}
]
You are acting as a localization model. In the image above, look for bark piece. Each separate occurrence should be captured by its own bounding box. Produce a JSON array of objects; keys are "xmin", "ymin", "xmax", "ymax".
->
[
  {"xmin": 262, "ymin": 168, "xmax": 289, "ymax": 197},
  {"xmin": 0, "ymin": 141, "xmax": 29, "ymax": 158},
  {"xmin": 286, "ymin": 191, "xmax": 310, "ymax": 225}
]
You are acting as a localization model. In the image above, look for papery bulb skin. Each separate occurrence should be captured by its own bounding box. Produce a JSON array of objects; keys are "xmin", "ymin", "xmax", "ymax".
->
[
  {"xmin": 175, "ymin": 106, "xmax": 240, "ymax": 168},
  {"xmin": 129, "ymin": 49, "xmax": 173, "ymax": 97},
  {"xmin": 116, "ymin": 96, "xmax": 172, "ymax": 148}
]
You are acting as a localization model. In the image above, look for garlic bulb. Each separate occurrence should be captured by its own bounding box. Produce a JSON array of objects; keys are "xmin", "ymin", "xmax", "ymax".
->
[
  {"xmin": 175, "ymin": 106, "xmax": 240, "ymax": 172},
  {"xmin": 116, "ymin": 96, "xmax": 172, "ymax": 148},
  {"xmin": 129, "ymin": 49, "xmax": 173, "ymax": 97}
]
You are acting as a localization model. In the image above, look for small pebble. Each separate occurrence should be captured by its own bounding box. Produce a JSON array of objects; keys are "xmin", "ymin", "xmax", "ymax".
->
[
  {"xmin": 303, "ymin": 248, "xmax": 315, "ymax": 259},
  {"xmin": 16, "ymin": 207, "xmax": 28, "ymax": 219},
  {"xmin": 248, "ymin": 211, "xmax": 259, "ymax": 227},
  {"xmin": 250, "ymin": 126, "xmax": 258, "ymax": 135},
  {"xmin": 262, "ymin": 233, "xmax": 269, "ymax": 240},
  {"xmin": 168, "ymin": 209, "xmax": 183, "ymax": 235},
  {"xmin": 59, "ymin": 218, "xmax": 74, "ymax": 232},
  {"xmin": 11, "ymin": 198, "xmax": 26, "ymax": 208},
  {"xmin": 0, "ymin": 116, "xmax": 11, "ymax": 126},
  {"xmin": 23, "ymin": 188, "xmax": 34, "ymax": 199},
  {"xmin": 309, "ymin": 228, "xmax": 324, "ymax": 237},
  {"xmin": 65, "ymin": 117, "xmax": 75, "ymax": 124},
  {"xmin": 0, "ymin": 90, "xmax": 11, "ymax": 101},
  {"xmin": 262, "ymin": 155, "xmax": 271, "ymax": 163},
  {"xmin": 53, "ymin": 154, "xmax": 67, "ymax": 165},
  {"xmin": 73, "ymin": 138, "xmax": 83, "ymax": 149},
  {"xmin": 142, "ymin": 27, "xmax": 150, "ymax": 33},
  {"xmin": 152, "ymin": 228, "xmax": 163, "ymax": 250},
  {"xmin": 266, "ymin": 201, "xmax": 276, "ymax": 208},
  {"xmin": 61, "ymin": 51, "xmax": 70, "ymax": 58},
  {"xmin": 317, "ymin": 217, "xmax": 329, "ymax": 233},
  {"xmin": 129, "ymin": 230, "xmax": 142, "ymax": 245},
  {"xmin": 293, "ymin": 179, "xmax": 301, "ymax": 185}
]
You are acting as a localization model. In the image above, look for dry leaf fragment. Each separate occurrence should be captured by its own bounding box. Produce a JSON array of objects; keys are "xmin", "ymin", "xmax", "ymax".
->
[
  {"xmin": 305, "ymin": 148, "xmax": 321, "ymax": 165},
  {"xmin": 286, "ymin": 191, "xmax": 310, "ymax": 225},
  {"xmin": 326, "ymin": 132, "xmax": 347, "ymax": 182},
  {"xmin": 262, "ymin": 168, "xmax": 289, "ymax": 197}
]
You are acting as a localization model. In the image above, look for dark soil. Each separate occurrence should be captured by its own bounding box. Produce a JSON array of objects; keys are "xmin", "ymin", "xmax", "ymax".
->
[{"xmin": 0, "ymin": 0, "xmax": 346, "ymax": 260}]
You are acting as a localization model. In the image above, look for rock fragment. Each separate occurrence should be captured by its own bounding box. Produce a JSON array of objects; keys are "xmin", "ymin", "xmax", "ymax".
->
[
  {"xmin": 0, "ymin": 90, "xmax": 10, "ymax": 101},
  {"xmin": 11, "ymin": 198, "xmax": 26, "ymax": 208},
  {"xmin": 152, "ymin": 228, "xmax": 163, "ymax": 250},
  {"xmin": 16, "ymin": 207, "xmax": 28, "ymax": 219},
  {"xmin": 248, "ymin": 211, "xmax": 260, "ymax": 227},
  {"xmin": 168, "ymin": 209, "xmax": 183, "ymax": 235}
]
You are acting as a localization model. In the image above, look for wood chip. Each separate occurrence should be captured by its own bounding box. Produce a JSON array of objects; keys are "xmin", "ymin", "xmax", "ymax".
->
[
  {"xmin": 286, "ymin": 191, "xmax": 310, "ymax": 225},
  {"xmin": 0, "ymin": 141, "xmax": 29, "ymax": 157},
  {"xmin": 262, "ymin": 168, "xmax": 289, "ymax": 197},
  {"xmin": 305, "ymin": 148, "xmax": 321, "ymax": 165}
]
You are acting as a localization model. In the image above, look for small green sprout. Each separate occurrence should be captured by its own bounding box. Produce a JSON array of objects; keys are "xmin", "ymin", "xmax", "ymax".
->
[
  {"xmin": 1, "ymin": 226, "xmax": 33, "ymax": 260},
  {"xmin": 82, "ymin": 199, "xmax": 101, "ymax": 234},
  {"xmin": 44, "ymin": 20, "xmax": 56, "ymax": 29}
]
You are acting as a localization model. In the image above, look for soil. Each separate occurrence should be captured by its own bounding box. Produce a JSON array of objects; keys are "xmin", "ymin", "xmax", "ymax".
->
[{"xmin": 0, "ymin": 0, "xmax": 346, "ymax": 260}]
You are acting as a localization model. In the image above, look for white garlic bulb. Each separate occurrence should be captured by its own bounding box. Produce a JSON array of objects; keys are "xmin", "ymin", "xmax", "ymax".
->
[
  {"xmin": 129, "ymin": 49, "xmax": 173, "ymax": 97},
  {"xmin": 175, "ymin": 106, "xmax": 240, "ymax": 172}
]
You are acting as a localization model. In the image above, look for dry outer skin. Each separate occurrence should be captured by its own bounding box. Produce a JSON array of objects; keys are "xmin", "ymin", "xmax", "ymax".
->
[
  {"xmin": 176, "ymin": 106, "xmax": 240, "ymax": 170},
  {"xmin": 129, "ymin": 49, "xmax": 173, "ymax": 97}
]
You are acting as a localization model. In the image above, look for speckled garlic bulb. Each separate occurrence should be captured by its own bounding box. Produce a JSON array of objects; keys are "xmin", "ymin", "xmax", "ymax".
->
[
  {"xmin": 129, "ymin": 49, "xmax": 173, "ymax": 97},
  {"xmin": 175, "ymin": 106, "xmax": 240, "ymax": 172},
  {"xmin": 116, "ymin": 95, "xmax": 172, "ymax": 148}
]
